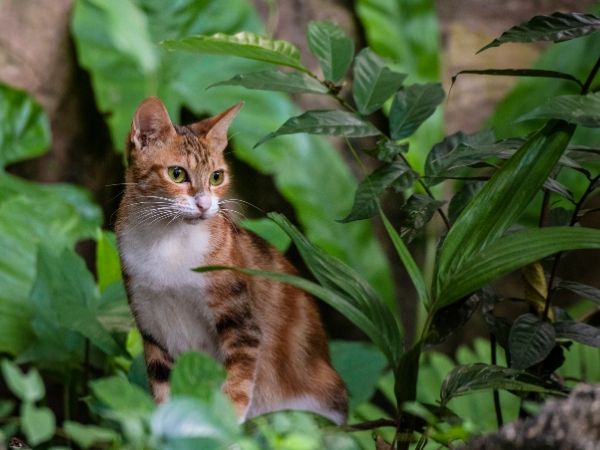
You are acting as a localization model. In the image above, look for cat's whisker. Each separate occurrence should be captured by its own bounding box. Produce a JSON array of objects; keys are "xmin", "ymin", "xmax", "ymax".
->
[
  {"xmin": 220, "ymin": 198, "xmax": 264, "ymax": 213},
  {"xmin": 220, "ymin": 207, "xmax": 247, "ymax": 221},
  {"xmin": 217, "ymin": 211, "xmax": 239, "ymax": 233}
]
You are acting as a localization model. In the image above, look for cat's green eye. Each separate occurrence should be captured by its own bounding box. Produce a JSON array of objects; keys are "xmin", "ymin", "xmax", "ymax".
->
[
  {"xmin": 167, "ymin": 166, "xmax": 188, "ymax": 183},
  {"xmin": 210, "ymin": 170, "xmax": 224, "ymax": 186}
]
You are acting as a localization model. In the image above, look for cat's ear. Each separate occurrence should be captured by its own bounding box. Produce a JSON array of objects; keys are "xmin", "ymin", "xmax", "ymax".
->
[
  {"xmin": 130, "ymin": 97, "xmax": 176, "ymax": 152},
  {"xmin": 190, "ymin": 102, "xmax": 244, "ymax": 152}
]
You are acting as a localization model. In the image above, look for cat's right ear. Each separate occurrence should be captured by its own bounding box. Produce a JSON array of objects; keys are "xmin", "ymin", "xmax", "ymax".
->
[{"xmin": 129, "ymin": 97, "xmax": 176, "ymax": 154}]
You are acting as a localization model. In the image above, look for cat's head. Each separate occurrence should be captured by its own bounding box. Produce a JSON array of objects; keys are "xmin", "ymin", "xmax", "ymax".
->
[{"xmin": 124, "ymin": 97, "xmax": 242, "ymax": 224}]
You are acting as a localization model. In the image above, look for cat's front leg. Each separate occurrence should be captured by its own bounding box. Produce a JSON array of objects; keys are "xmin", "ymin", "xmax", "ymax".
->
[{"xmin": 143, "ymin": 337, "xmax": 173, "ymax": 404}]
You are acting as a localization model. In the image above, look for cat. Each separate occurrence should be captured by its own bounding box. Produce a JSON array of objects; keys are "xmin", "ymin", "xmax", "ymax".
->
[{"xmin": 115, "ymin": 97, "xmax": 348, "ymax": 424}]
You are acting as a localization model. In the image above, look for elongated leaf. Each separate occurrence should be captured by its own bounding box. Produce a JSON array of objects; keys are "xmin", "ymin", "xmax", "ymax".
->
[
  {"xmin": 518, "ymin": 93, "xmax": 600, "ymax": 128},
  {"xmin": 437, "ymin": 227, "xmax": 600, "ymax": 308},
  {"xmin": 389, "ymin": 83, "xmax": 444, "ymax": 140},
  {"xmin": 352, "ymin": 48, "xmax": 406, "ymax": 115},
  {"xmin": 448, "ymin": 182, "xmax": 484, "ymax": 224},
  {"xmin": 161, "ymin": 31, "xmax": 309, "ymax": 73},
  {"xmin": 21, "ymin": 403, "xmax": 55, "ymax": 446},
  {"xmin": 479, "ymin": 12, "xmax": 600, "ymax": 53},
  {"xmin": 543, "ymin": 177, "xmax": 574, "ymax": 202},
  {"xmin": 554, "ymin": 321, "xmax": 600, "ymax": 348},
  {"xmin": 435, "ymin": 120, "xmax": 575, "ymax": 298},
  {"xmin": 452, "ymin": 68, "xmax": 583, "ymax": 88},
  {"xmin": 509, "ymin": 314, "xmax": 555, "ymax": 370},
  {"xmin": 307, "ymin": 21, "xmax": 354, "ymax": 82},
  {"xmin": 209, "ymin": 70, "xmax": 328, "ymax": 94},
  {"xmin": 170, "ymin": 352, "xmax": 226, "ymax": 402},
  {"xmin": 394, "ymin": 341, "xmax": 422, "ymax": 406},
  {"xmin": 557, "ymin": 280, "xmax": 600, "ymax": 304},
  {"xmin": 255, "ymin": 110, "xmax": 381, "ymax": 147},
  {"xmin": 440, "ymin": 363, "xmax": 565, "ymax": 406}
]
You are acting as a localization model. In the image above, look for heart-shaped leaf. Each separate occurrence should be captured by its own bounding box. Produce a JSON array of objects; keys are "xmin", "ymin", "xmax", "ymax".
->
[
  {"xmin": 509, "ymin": 313, "xmax": 555, "ymax": 370},
  {"xmin": 307, "ymin": 21, "xmax": 354, "ymax": 82},
  {"xmin": 389, "ymin": 83, "xmax": 445, "ymax": 140},
  {"xmin": 21, "ymin": 403, "xmax": 55, "ymax": 446}
]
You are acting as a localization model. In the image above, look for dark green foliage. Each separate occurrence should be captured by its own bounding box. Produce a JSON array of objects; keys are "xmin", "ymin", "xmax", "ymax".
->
[
  {"xmin": 307, "ymin": 21, "xmax": 355, "ymax": 82},
  {"xmin": 509, "ymin": 314, "xmax": 556, "ymax": 370}
]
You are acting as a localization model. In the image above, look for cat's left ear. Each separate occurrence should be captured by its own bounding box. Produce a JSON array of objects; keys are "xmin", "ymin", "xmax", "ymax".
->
[{"xmin": 191, "ymin": 102, "xmax": 244, "ymax": 152}]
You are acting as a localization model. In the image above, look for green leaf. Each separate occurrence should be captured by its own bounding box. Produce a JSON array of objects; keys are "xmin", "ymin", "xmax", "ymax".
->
[
  {"xmin": 479, "ymin": 12, "xmax": 600, "ymax": 53},
  {"xmin": 557, "ymin": 280, "xmax": 600, "ymax": 304},
  {"xmin": 170, "ymin": 352, "xmax": 226, "ymax": 401},
  {"xmin": 307, "ymin": 21, "xmax": 354, "ymax": 82},
  {"xmin": 452, "ymin": 68, "xmax": 583, "ymax": 88},
  {"xmin": 365, "ymin": 139, "xmax": 408, "ymax": 163},
  {"xmin": 96, "ymin": 230, "xmax": 122, "ymax": 293},
  {"xmin": 440, "ymin": 363, "xmax": 565, "ymax": 406},
  {"xmin": 425, "ymin": 294, "xmax": 481, "ymax": 345},
  {"xmin": 352, "ymin": 48, "xmax": 406, "ymax": 115},
  {"xmin": 1, "ymin": 360, "xmax": 45, "ymax": 402},
  {"xmin": 21, "ymin": 403, "xmax": 55, "ymax": 446},
  {"xmin": 240, "ymin": 218, "xmax": 291, "ymax": 252},
  {"xmin": 209, "ymin": 70, "xmax": 328, "ymax": 94},
  {"xmin": 340, "ymin": 160, "xmax": 417, "ymax": 222},
  {"xmin": 554, "ymin": 321, "xmax": 600, "ymax": 348},
  {"xmin": 397, "ymin": 194, "xmax": 444, "ymax": 243},
  {"xmin": 162, "ymin": 31, "xmax": 309, "ymax": 73},
  {"xmin": 389, "ymin": 83, "xmax": 444, "ymax": 140},
  {"xmin": 91, "ymin": 376, "xmax": 154, "ymax": 417},
  {"xmin": 0, "ymin": 83, "xmax": 50, "ymax": 167},
  {"xmin": 518, "ymin": 93, "xmax": 600, "ymax": 128},
  {"xmin": 447, "ymin": 182, "xmax": 484, "ymax": 224},
  {"xmin": 256, "ymin": 110, "xmax": 381, "ymax": 147},
  {"xmin": 63, "ymin": 421, "xmax": 119, "ymax": 449},
  {"xmin": 436, "ymin": 227, "xmax": 600, "ymax": 308},
  {"xmin": 394, "ymin": 341, "xmax": 422, "ymax": 405},
  {"xmin": 509, "ymin": 314, "xmax": 556, "ymax": 370}
]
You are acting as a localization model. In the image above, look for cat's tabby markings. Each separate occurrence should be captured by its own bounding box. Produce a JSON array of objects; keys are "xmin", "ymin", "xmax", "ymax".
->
[{"xmin": 115, "ymin": 97, "xmax": 348, "ymax": 424}]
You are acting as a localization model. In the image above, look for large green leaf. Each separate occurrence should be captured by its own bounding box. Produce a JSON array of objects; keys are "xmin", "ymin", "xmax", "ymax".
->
[
  {"xmin": 1, "ymin": 361, "xmax": 44, "ymax": 403},
  {"xmin": 162, "ymin": 31, "xmax": 308, "ymax": 73},
  {"xmin": 518, "ymin": 93, "xmax": 600, "ymax": 127},
  {"xmin": 63, "ymin": 421, "xmax": 119, "ymax": 449},
  {"xmin": 389, "ymin": 83, "xmax": 444, "ymax": 140},
  {"xmin": 91, "ymin": 376, "xmax": 155, "ymax": 417},
  {"xmin": 509, "ymin": 314, "xmax": 556, "ymax": 370},
  {"xmin": 170, "ymin": 352, "xmax": 226, "ymax": 402},
  {"xmin": 21, "ymin": 403, "xmax": 55, "ymax": 446},
  {"xmin": 479, "ymin": 12, "xmax": 600, "ymax": 53},
  {"xmin": 307, "ymin": 21, "xmax": 354, "ymax": 82},
  {"xmin": 96, "ymin": 230, "xmax": 122, "ymax": 294},
  {"xmin": 0, "ymin": 83, "xmax": 50, "ymax": 167},
  {"xmin": 210, "ymin": 70, "xmax": 328, "ymax": 94},
  {"xmin": 256, "ymin": 110, "xmax": 381, "ymax": 147}
]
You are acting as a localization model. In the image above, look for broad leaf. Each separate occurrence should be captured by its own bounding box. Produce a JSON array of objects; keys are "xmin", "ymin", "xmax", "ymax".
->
[
  {"xmin": 440, "ymin": 363, "xmax": 565, "ymax": 406},
  {"xmin": 518, "ymin": 93, "xmax": 600, "ymax": 128},
  {"xmin": 554, "ymin": 321, "xmax": 600, "ymax": 348},
  {"xmin": 509, "ymin": 313, "xmax": 555, "ymax": 370},
  {"xmin": 1, "ymin": 360, "xmax": 44, "ymax": 403},
  {"xmin": 352, "ymin": 48, "xmax": 406, "ymax": 115},
  {"xmin": 557, "ymin": 280, "xmax": 600, "ymax": 304},
  {"xmin": 256, "ymin": 110, "xmax": 381, "ymax": 147},
  {"xmin": 389, "ymin": 83, "xmax": 445, "ymax": 140},
  {"xmin": 307, "ymin": 21, "xmax": 354, "ymax": 82},
  {"xmin": 21, "ymin": 404, "xmax": 55, "ymax": 446},
  {"xmin": 91, "ymin": 376, "xmax": 154, "ymax": 417},
  {"xmin": 170, "ymin": 352, "xmax": 226, "ymax": 401},
  {"xmin": 162, "ymin": 31, "xmax": 309, "ymax": 73},
  {"xmin": 479, "ymin": 12, "xmax": 600, "ymax": 53},
  {"xmin": 209, "ymin": 70, "xmax": 328, "ymax": 94},
  {"xmin": 0, "ymin": 83, "xmax": 50, "ymax": 167},
  {"xmin": 63, "ymin": 421, "xmax": 119, "ymax": 449}
]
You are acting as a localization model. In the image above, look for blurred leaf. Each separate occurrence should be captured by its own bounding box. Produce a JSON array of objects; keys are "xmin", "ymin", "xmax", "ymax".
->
[
  {"xmin": 210, "ymin": 70, "xmax": 328, "ymax": 94},
  {"xmin": 0, "ymin": 83, "xmax": 50, "ymax": 167},
  {"xmin": 162, "ymin": 31, "xmax": 308, "ymax": 73},
  {"xmin": 425, "ymin": 295, "xmax": 480, "ymax": 345},
  {"xmin": 1, "ymin": 361, "xmax": 44, "ymax": 403},
  {"xmin": 91, "ymin": 376, "xmax": 154, "ymax": 417},
  {"xmin": 365, "ymin": 139, "xmax": 408, "ymax": 163},
  {"xmin": 518, "ymin": 93, "xmax": 600, "ymax": 127},
  {"xmin": 554, "ymin": 321, "xmax": 600, "ymax": 348},
  {"xmin": 522, "ymin": 262, "xmax": 549, "ymax": 316},
  {"xmin": 96, "ymin": 281, "xmax": 132, "ymax": 333},
  {"xmin": 340, "ymin": 161, "xmax": 416, "ymax": 223},
  {"xmin": 352, "ymin": 48, "xmax": 406, "ymax": 115},
  {"xmin": 307, "ymin": 21, "xmax": 354, "ymax": 82},
  {"xmin": 96, "ymin": 231, "xmax": 122, "ymax": 294},
  {"xmin": 63, "ymin": 421, "xmax": 119, "ymax": 449},
  {"xmin": 447, "ymin": 182, "xmax": 484, "ymax": 224},
  {"xmin": 21, "ymin": 403, "xmax": 55, "ymax": 446},
  {"xmin": 170, "ymin": 352, "xmax": 226, "ymax": 401},
  {"xmin": 548, "ymin": 206, "xmax": 573, "ymax": 226},
  {"xmin": 543, "ymin": 177, "xmax": 574, "ymax": 202},
  {"xmin": 0, "ymin": 400, "xmax": 14, "ymax": 418},
  {"xmin": 479, "ymin": 12, "xmax": 600, "ymax": 53},
  {"xmin": 557, "ymin": 280, "xmax": 600, "ymax": 304},
  {"xmin": 240, "ymin": 218, "xmax": 291, "ymax": 252},
  {"xmin": 509, "ymin": 313, "xmax": 555, "ymax": 370},
  {"xmin": 329, "ymin": 340, "xmax": 387, "ymax": 409},
  {"xmin": 394, "ymin": 342, "xmax": 422, "ymax": 405},
  {"xmin": 440, "ymin": 363, "xmax": 565, "ymax": 407},
  {"xmin": 256, "ymin": 110, "xmax": 381, "ymax": 147},
  {"xmin": 398, "ymin": 194, "xmax": 444, "ymax": 243},
  {"xmin": 389, "ymin": 83, "xmax": 444, "ymax": 140}
]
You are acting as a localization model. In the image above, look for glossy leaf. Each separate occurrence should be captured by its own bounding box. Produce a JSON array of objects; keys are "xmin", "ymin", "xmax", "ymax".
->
[
  {"xmin": 389, "ymin": 83, "xmax": 445, "ymax": 140},
  {"xmin": 509, "ymin": 314, "xmax": 555, "ymax": 370},
  {"xmin": 397, "ymin": 194, "xmax": 444, "ymax": 243},
  {"xmin": 255, "ymin": 110, "xmax": 381, "ymax": 147},
  {"xmin": 209, "ymin": 70, "xmax": 328, "ymax": 94},
  {"xmin": 162, "ymin": 31, "xmax": 309, "ymax": 73},
  {"xmin": 452, "ymin": 68, "xmax": 583, "ymax": 88},
  {"xmin": 554, "ymin": 321, "xmax": 600, "ymax": 348},
  {"xmin": 307, "ymin": 21, "xmax": 354, "ymax": 82},
  {"xmin": 518, "ymin": 93, "xmax": 600, "ymax": 128},
  {"xmin": 63, "ymin": 421, "xmax": 119, "ymax": 449},
  {"xmin": 21, "ymin": 404, "xmax": 55, "ymax": 446},
  {"xmin": 479, "ymin": 12, "xmax": 600, "ymax": 53},
  {"xmin": 557, "ymin": 280, "xmax": 600, "ymax": 304},
  {"xmin": 170, "ymin": 352, "xmax": 226, "ymax": 402},
  {"xmin": 440, "ymin": 363, "xmax": 565, "ymax": 406},
  {"xmin": 352, "ymin": 48, "xmax": 406, "ymax": 115},
  {"xmin": 1, "ymin": 360, "xmax": 44, "ymax": 403}
]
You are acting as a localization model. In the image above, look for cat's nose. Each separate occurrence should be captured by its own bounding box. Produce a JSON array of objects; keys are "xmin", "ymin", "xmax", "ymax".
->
[{"xmin": 195, "ymin": 193, "xmax": 212, "ymax": 212}]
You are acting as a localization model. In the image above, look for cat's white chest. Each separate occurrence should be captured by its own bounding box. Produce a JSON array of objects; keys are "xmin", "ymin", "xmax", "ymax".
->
[{"xmin": 119, "ymin": 221, "xmax": 220, "ymax": 358}]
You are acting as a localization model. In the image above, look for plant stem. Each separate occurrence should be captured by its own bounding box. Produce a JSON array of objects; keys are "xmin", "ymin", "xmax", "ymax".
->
[
  {"xmin": 490, "ymin": 334, "xmax": 504, "ymax": 428},
  {"xmin": 581, "ymin": 54, "xmax": 600, "ymax": 94}
]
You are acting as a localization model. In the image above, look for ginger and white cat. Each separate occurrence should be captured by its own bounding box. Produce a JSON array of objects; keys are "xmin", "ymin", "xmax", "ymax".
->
[{"xmin": 115, "ymin": 97, "xmax": 347, "ymax": 424}]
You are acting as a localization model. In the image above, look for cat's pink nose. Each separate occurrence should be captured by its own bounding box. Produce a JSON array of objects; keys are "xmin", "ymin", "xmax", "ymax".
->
[{"xmin": 195, "ymin": 193, "xmax": 212, "ymax": 212}]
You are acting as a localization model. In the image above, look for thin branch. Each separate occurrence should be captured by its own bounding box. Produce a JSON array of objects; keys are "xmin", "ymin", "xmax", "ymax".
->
[
  {"xmin": 342, "ymin": 418, "xmax": 398, "ymax": 432},
  {"xmin": 490, "ymin": 334, "xmax": 504, "ymax": 428}
]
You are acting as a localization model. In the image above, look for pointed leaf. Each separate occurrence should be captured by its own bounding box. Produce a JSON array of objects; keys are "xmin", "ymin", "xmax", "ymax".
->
[
  {"xmin": 352, "ymin": 48, "xmax": 407, "ymax": 115},
  {"xmin": 307, "ymin": 21, "xmax": 354, "ymax": 82},
  {"xmin": 479, "ymin": 12, "xmax": 600, "ymax": 53},
  {"xmin": 389, "ymin": 83, "xmax": 445, "ymax": 140},
  {"xmin": 209, "ymin": 70, "xmax": 328, "ymax": 94},
  {"xmin": 509, "ymin": 313, "xmax": 555, "ymax": 370},
  {"xmin": 557, "ymin": 280, "xmax": 600, "ymax": 305},
  {"xmin": 452, "ymin": 68, "xmax": 583, "ymax": 88},
  {"xmin": 554, "ymin": 321, "xmax": 600, "ymax": 348},
  {"xmin": 447, "ymin": 182, "xmax": 484, "ymax": 224},
  {"xmin": 161, "ymin": 31, "xmax": 309, "ymax": 73},
  {"xmin": 255, "ymin": 110, "xmax": 381, "ymax": 147},
  {"xmin": 21, "ymin": 403, "xmax": 55, "ymax": 446},
  {"xmin": 518, "ymin": 93, "xmax": 600, "ymax": 128}
]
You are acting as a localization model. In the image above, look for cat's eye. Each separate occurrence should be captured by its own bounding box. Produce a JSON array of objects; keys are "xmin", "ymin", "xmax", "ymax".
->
[
  {"xmin": 210, "ymin": 170, "xmax": 224, "ymax": 186},
  {"xmin": 167, "ymin": 166, "xmax": 188, "ymax": 183}
]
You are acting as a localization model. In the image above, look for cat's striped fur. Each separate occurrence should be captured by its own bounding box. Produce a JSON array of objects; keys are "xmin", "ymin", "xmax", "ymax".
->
[{"xmin": 115, "ymin": 97, "xmax": 347, "ymax": 424}]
